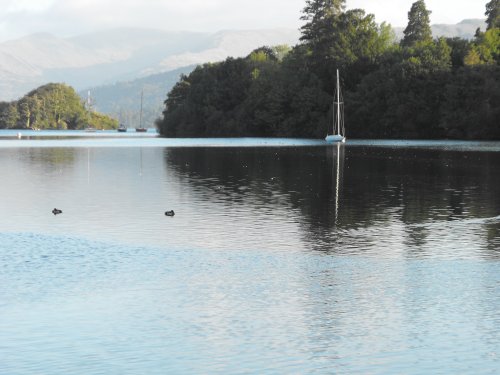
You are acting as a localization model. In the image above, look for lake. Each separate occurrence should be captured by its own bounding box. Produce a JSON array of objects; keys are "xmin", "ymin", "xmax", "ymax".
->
[{"xmin": 1, "ymin": 130, "xmax": 500, "ymax": 374}]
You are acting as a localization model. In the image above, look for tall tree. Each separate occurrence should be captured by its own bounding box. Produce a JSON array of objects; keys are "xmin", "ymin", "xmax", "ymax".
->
[
  {"xmin": 465, "ymin": 19, "xmax": 500, "ymax": 65},
  {"xmin": 0, "ymin": 103, "xmax": 19, "ymax": 129},
  {"xmin": 300, "ymin": 0, "xmax": 345, "ymax": 44},
  {"xmin": 486, "ymin": 0, "xmax": 500, "ymax": 30},
  {"xmin": 401, "ymin": 0, "xmax": 433, "ymax": 48}
]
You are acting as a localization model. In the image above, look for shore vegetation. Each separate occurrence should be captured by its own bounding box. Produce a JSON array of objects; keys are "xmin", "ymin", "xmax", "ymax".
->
[
  {"xmin": 0, "ymin": 83, "xmax": 118, "ymax": 130},
  {"xmin": 157, "ymin": 0, "xmax": 500, "ymax": 140}
]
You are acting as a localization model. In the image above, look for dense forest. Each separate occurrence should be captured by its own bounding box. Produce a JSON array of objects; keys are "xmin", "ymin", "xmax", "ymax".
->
[
  {"xmin": 0, "ymin": 83, "xmax": 118, "ymax": 130},
  {"xmin": 157, "ymin": 0, "xmax": 500, "ymax": 140}
]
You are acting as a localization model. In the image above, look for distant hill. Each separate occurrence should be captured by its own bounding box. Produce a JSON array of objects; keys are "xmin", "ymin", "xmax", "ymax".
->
[
  {"xmin": 0, "ymin": 83, "xmax": 117, "ymax": 130},
  {"xmin": 0, "ymin": 28, "xmax": 300, "ymax": 101},
  {"xmin": 1, "ymin": 20, "xmax": 486, "ymax": 126},
  {"xmin": 393, "ymin": 19, "xmax": 486, "ymax": 40},
  {"xmin": 88, "ymin": 19, "xmax": 488, "ymax": 128},
  {"xmin": 83, "ymin": 66, "xmax": 196, "ymax": 128}
]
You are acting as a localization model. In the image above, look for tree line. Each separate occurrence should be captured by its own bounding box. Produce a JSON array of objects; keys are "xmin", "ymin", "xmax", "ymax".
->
[
  {"xmin": 157, "ymin": 0, "xmax": 500, "ymax": 140},
  {"xmin": 0, "ymin": 83, "xmax": 118, "ymax": 130}
]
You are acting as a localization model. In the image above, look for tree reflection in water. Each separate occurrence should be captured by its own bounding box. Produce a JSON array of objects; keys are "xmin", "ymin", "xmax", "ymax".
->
[{"xmin": 164, "ymin": 146, "xmax": 500, "ymax": 258}]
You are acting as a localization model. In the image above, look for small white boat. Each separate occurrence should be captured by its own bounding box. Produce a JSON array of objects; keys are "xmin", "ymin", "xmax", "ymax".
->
[{"xmin": 325, "ymin": 69, "xmax": 346, "ymax": 143}]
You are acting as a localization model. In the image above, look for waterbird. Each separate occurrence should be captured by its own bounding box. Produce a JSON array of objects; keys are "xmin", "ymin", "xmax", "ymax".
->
[
  {"xmin": 52, "ymin": 208, "xmax": 63, "ymax": 215},
  {"xmin": 165, "ymin": 210, "xmax": 175, "ymax": 216}
]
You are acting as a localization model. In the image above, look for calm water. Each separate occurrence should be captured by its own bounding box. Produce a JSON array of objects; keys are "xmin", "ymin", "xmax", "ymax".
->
[{"xmin": 1, "ymin": 131, "xmax": 500, "ymax": 374}]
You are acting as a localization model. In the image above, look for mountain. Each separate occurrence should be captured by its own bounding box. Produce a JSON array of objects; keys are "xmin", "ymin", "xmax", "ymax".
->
[
  {"xmin": 0, "ymin": 20, "xmax": 486, "ymax": 126},
  {"xmin": 84, "ymin": 66, "xmax": 196, "ymax": 128},
  {"xmin": 0, "ymin": 28, "xmax": 300, "ymax": 102},
  {"xmin": 87, "ymin": 19, "xmax": 487, "ymax": 128},
  {"xmin": 393, "ymin": 19, "xmax": 486, "ymax": 40}
]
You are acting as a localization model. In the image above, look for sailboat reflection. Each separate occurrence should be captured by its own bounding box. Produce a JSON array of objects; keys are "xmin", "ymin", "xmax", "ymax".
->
[
  {"xmin": 330, "ymin": 142, "xmax": 345, "ymax": 225},
  {"xmin": 139, "ymin": 147, "xmax": 143, "ymax": 176},
  {"xmin": 87, "ymin": 147, "xmax": 91, "ymax": 185}
]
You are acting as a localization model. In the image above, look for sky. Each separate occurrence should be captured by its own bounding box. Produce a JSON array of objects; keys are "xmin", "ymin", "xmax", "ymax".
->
[{"xmin": 0, "ymin": 0, "xmax": 487, "ymax": 42}]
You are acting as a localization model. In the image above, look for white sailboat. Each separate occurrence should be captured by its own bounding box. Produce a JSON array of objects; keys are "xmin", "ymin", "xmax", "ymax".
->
[{"xmin": 325, "ymin": 69, "xmax": 346, "ymax": 143}]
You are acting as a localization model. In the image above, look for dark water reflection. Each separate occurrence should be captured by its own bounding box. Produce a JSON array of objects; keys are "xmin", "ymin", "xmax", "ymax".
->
[{"xmin": 164, "ymin": 145, "xmax": 500, "ymax": 258}]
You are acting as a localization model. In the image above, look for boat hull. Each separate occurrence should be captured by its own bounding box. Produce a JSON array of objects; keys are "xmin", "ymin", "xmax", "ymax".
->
[
  {"xmin": 325, "ymin": 134, "xmax": 346, "ymax": 143},
  {"xmin": 135, "ymin": 128, "xmax": 147, "ymax": 132}
]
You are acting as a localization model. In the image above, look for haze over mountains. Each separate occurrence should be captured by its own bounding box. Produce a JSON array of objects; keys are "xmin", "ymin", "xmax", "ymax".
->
[
  {"xmin": 0, "ymin": 19, "xmax": 486, "ymax": 127},
  {"xmin": 393, "ymin": 19, "xmax": 486, "ymax": 39},
  {"xmin": 0, "ymin": 28, "xmax": 300, "ymax": 102}
]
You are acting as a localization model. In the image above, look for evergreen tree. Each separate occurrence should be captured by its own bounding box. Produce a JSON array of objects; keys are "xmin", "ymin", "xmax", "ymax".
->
[
  {"xmin": 486, "ymin": 0, "xmax": 500, "ymax": 30},
  {"xmin": 401, "ymin": 0, "xmax": 433, "ymax": 48},
  {"xmin": 300, "ymin": 0, "xmax": 345, "ymax": 44},
  {"xmin": 18, "ymin": 99, "xmax": 31, "ymax": 128},
  {"xmin": 0, "ymin": 103, "xmax": 19, "ymax": 129},
  {"xmin": 446, "ymin": 37, "xmax": 472, "ymax": 68},
  {"xmin": 158, "ymin": 0, "xmax": 500, "ymax": 141},
  {"xmin": 465, "ymin": 23, "xmax": 500, "ymax": 65}
]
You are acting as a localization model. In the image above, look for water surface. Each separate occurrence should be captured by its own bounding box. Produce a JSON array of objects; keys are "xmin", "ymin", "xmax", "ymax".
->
[{"xmin": 1, "ymin": 133, "xmax": 499, "ymax": 374}]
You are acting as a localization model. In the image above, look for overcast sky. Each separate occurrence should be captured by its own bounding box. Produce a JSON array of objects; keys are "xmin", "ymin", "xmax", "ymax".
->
[{"xmin": 0, "ymin": 0, "xmax": 487, "ymax": 42}]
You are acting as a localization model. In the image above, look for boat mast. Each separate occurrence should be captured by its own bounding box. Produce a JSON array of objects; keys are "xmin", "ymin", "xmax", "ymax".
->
[
  {"xmin": 139, "ymin": 90, "xmax": 143, "ymax": 129},
  {"xmin": 336, "ymin": 69, "xmax": 341, "ymax": 136}
]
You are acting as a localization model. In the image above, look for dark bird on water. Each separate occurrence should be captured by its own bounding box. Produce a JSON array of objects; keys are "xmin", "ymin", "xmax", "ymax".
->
[
  {"xmin": 165, "ymin": 210, "xmax": 175, "ymax": 216},
  {"xmin": 52, "ymin": 208, "xmax": 62, "ymax": 215}
]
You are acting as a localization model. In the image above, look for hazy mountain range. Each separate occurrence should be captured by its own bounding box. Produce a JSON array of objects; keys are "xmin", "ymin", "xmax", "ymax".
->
[
  {"xmin": 0, "ymin": 19, "xmax": 486, "ymax": 127},
  {"xmin": 0, "ymin": 28, "xmax": 300, "ymax": 102},
  {"xmin": 393, "ymin": 19, "xmax": 486, "ymax": 39}
]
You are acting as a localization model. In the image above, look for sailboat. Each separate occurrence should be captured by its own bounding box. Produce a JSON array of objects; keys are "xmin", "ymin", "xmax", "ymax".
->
[
  {"xmin": 325, "ymin": 69, "xmax": 346, "ymax": 143},
  {"xmin": 117, "ymin": 123, "xmax": 127, "ymax": 132},
  {"xmin": 135, "ymin": 90, "xmax": 147, "ymax": 132}
]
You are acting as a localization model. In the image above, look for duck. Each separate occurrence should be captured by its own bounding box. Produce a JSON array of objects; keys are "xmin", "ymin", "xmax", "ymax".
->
[
  {"xmin": 165, "ymin": 210, "xmax": 175, "ymax": 216},
  {"xmin": 52, "ymin": 208, "xmax": 63, "ymax": 215}
]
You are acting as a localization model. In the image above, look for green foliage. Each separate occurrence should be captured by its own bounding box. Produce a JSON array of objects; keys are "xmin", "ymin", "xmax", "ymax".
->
[
  {"xmin": 465, "ymin": 27, "xmax": 500, "ymax": 65},
  {"xmin": 464, "ymin": 47, "xmax": 483, "ymax": 65},
  {"xmin": 88, "ymin": 111, "xmax": 119, "ymax": 130},
  {"xmin": 446, "ymin": 37, "xmax": 472, "ymax": 68},
  {"xmin": 401, "ymin": 0, "xmax": 433, "ymax": 48},
  {"xmin": 300, "ymin": 0, "xmax": 346, "ymax": 44},
  {"xmin": 478, "ymin": 28, "xmax": 500, "ymax": 62},
  {"xmin": 157, "ymin": 0, "xmax": 500, "ymax": 141},
  {"xmin": 486, "ymin": 0, "xmax": 500, "ymax": 30},
  {"xmin": 249, "ymin": 46, "xmax": 278, "ymax": 63},
  {"xmin": 272, "ymin": 45, "xmax": 292, "ymax": 61},
  {"xmin": 0, "ymin": 83, "xmax": 118, "ymax": 130},
  {"xmin": 440, "ymin": 66, "xmax": 500, "ymax": 138},
  {"xmin": 0, "ymin": 102, "xmax": 19, "ymax": 129},
  {"xmin": 402, "ymin": 38, "xmax": 452, "ymax": 73},
  {"xmin": 301, "ymin": 6, "xmax": 395, "ymax": 92}
]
